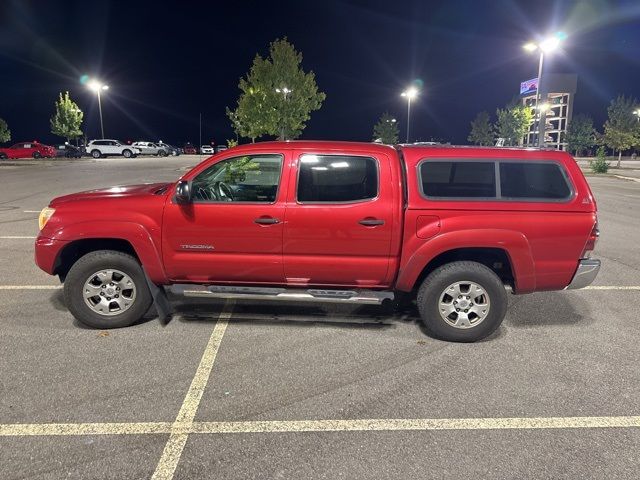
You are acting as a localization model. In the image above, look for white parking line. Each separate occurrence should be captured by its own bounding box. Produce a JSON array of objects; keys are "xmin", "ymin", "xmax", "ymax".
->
[
  {"xmin": 583, "ymin": 286, "xmax": 640, "ymax": 290},
  {"xmin": 0, "ymin": 286, "xmax": 61, "ymax": 290},
  {"xmin": 151, "ymin": 300, "xmax": 234, "ymax": 480},
  {"xmin": 23, "ymin": 210, "xmax": 41, "ymax": 213},
  {"xmin": 2, "ymin": 415, "xmax": 639, "ymax": 437},
  {"xmin": 0, "ymin": 236, "xmax": 36, "ymax": 239}
]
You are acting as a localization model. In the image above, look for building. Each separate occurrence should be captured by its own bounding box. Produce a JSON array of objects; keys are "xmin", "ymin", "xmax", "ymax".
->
[{"xmin": 520, "ymin": 74, "xmax": 577, "ymax": 150}]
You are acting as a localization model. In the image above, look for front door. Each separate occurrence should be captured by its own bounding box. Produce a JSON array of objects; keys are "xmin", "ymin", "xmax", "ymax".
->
[
  {"xmin": 283, "ymin": 151, "xmax": 395, "ymax": 287},
  {"xmin": 162, "ymin": 152, "xmax": 288, "ymax": 284}
]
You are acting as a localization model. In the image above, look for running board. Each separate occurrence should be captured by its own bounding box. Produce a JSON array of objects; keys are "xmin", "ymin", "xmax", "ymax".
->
[{"xmin": 170, "ymin": 284, "xmax": 394, "ymax": 305}]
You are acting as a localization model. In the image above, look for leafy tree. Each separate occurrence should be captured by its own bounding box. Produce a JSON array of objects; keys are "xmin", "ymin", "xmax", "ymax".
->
[
  {"xmin": 50, "ymin": 91, "xmax": 83, "ymax": 142},
  {"xmin": 565, "ymin": 114, "xmax": 595, "ymax": 156},
  {"xmin": 0, "ymin": 117, "xmax": 10, "ymax": 143},
  {"xmin": 227, "ymin": 38, "xmax": 326, "ymax": 142},
  {"xmin": 496, "ymin": 103, "xmax": 533, "ymax": 147},
  {"xmin": 467, "ymin": 111, "xmax": 494, "ymax": 146},
  {"xmin": 603, "ymin": 95, "xmax": 640, "ymax": 167},
  {"xmin": 590, "ymin": 146, "xmax": 609, "ymax": 174},
  {"xmin": 372, "ymin": 112, "xmax": 399, "ymax": 144}
]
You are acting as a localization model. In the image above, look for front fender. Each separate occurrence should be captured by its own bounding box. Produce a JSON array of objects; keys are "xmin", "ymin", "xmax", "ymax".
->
[
  {"xmin": 48, "ymin": 221, "xmax": 167, "ymax": 284},
  {"xmin": 395, "ymin": 229, "xmax": 536, "ymax": 293}
]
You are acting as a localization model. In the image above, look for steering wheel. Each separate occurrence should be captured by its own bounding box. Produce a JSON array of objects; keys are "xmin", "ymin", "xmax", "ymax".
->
[{"xmin": 215, "ymin": 181, "xmax": 234, "ymax": 201}]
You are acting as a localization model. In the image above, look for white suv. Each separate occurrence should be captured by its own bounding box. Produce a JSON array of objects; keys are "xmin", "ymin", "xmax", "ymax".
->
[{"xmin": 86, "ymin": 140, "xmax": 140, "ymax": 159}]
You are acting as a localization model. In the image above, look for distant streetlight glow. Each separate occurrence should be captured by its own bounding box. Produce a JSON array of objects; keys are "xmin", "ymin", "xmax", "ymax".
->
[
  {"xmin": 523, "ymin": 33, "xmax": 566, "ymax": 147},
  {"xmin": 401, "ymin": 87, "xmax": 420, "ymax": 142},
  {"xmin": 86, "ymin": 79, "xmax": 109, "ymax": 139},
  {"xmin": 275, "ymin": 87, "xmax": 293, "ymax": 140}
]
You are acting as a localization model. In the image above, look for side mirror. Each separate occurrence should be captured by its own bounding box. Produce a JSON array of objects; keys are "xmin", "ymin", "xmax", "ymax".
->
[{"xmin": 175, "ymin": 180, "xmax": 192, "ymax": 204}]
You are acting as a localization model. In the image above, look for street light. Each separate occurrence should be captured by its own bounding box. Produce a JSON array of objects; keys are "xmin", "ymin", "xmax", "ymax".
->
[
  {"xmin": 87, "ymin": 80, "xmax": 109, "ymax": 139},
  {"xmin": 523, "ymin": 33, "xmax": 565, "ymax": 147},
  {"xmin": 401, "ymin": 87, "xmax": 419, "ymax": 143},
  {"xmin": 275, "ymin": 87, "xmax": 292, "ymax": 140},
  {"xmin": 634, "ymin": 109, "xmax": 640, "ymax": 121}
]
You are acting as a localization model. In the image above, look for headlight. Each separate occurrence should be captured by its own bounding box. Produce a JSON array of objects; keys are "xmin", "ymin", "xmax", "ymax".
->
[{"xmin": 38, "ymin": 207, "xmax": 55, "ymax": 230}]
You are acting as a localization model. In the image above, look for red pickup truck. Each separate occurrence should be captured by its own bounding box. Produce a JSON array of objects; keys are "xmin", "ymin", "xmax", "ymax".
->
[{"xmin": 35, "ymin": 141, "xmax": 600, "ymax": 341}]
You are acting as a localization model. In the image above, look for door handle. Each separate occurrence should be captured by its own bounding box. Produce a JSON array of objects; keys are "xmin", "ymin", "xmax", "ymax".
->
[
  {"xmin": 254, "ymin": 217, "xmax": 280, "ymax": 225},
  {"xmin": 358, "ymin": 218, "xmax": 385, "ymax": 226}
]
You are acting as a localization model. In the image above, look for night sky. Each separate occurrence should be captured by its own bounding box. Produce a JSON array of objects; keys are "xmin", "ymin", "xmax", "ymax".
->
[{"xmin": 1, "ymin": 0, "xmax": 639, "ymax": 146}]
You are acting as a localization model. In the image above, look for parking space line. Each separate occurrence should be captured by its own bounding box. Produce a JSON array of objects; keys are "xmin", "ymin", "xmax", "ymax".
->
[
  {"xmin": 583, "ymin": 286, "xmax": 640, "ymax": 290},
  {"xmin": 0, "ymin": 285, "xmax": 61, "ymax": 290},
  {"xmin": 2, "ymin": 416, "xmax": 639, "ymax": 438},
  {"xmin": 151, "ymin": 300, "xmax": 234, "ymax": 480},
  {"xmin": 0, "ymin": 236, "xmax": 36, "ymax": 239}
]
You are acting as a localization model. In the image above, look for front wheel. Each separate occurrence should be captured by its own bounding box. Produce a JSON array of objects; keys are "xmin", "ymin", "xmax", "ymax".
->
[
  {"xmin": 416, "ymin": 261, "xmax": 507, "ymax": 342},
  {"xmin": 32, "ymin": 152, "xmax": 42, "ymax": 159},
  {"xmin": 64, "ymin": 250, "xmax": 152, "ymax": 329}
]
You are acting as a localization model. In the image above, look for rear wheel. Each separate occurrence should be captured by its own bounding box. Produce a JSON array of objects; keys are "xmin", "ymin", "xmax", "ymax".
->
[
  {"xmin": 122, "ymin": 149, "xmax": 133, "ymax": 158},
  {"xmin": 416, "ymin": 261, "xmax": 507, "ymax": 342},
  {"xmin": 91, "ymin": 149, "xmax": 102, "ymax": 159},
  {"xmin": 0, "ymin": 153, "xmax": 7, "ymax": 160},
  {"xmin": 64, "ymin": 250, "xmax": 152, "ymax": 329},
  {"xmin": 32, "ymin": 151, "xmax": 42, "ymax": 159},
  {"xmin": 158, "ymin": 150, "xmax": 166, "ymax": 157}
]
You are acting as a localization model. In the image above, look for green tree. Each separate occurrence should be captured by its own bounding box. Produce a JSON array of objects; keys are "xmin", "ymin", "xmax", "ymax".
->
[
  {"xmin": 0, "ymin": 117, "xmax": 10, "ymax": 144},
  {"xmin": 50, "ymin": 91, "xmax": 83, "ymax": 142},
  {"xmin": 603, "ymin": 95, "xmax": 640, "ymax": 167},
  {"xmin": 590, "ymin": 146, "xmax": 609, "ymax": 174},
  {"xmin": 496, "ymin": 103, "xmax": 533, "ymax": 146},
  {"xmin": 467, "ymin": 111, "xmax": 494, "ymax": 146},
  {"xmin": 565, "ymin": 114, "xmax": 595, "ymax": 156},
  {"xmin": 227, "ymin": 38, "xmax": 326, "ymax": 142},
  {"xmin": 372, "ymin": 112, "xmax": 399, "ymax": 144}
]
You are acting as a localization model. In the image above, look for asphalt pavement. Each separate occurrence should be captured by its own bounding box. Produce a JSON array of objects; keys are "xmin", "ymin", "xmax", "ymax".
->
[{"xmin": 0, "ymin": 155, "xmax": 639, "ymax": 479}]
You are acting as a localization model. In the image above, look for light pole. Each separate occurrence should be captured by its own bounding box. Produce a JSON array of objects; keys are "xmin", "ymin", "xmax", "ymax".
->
[
  {"xmin": 634, "ymin": 109, "xmax": 640, "ymax": 122},
  {"xmin": 276, "ymin": 87, "xmax": 292, "ymax": 140},
  {"xmin": 401, "ymin": 87, "xmax": 418, "ymax": 143},
  {"xmin": 88, "ymin": 80, "xmax": 109, "ymax": 139},
  {"xmin": 523, "ymin": 34, "xmax": 564, "ymax": 148}
]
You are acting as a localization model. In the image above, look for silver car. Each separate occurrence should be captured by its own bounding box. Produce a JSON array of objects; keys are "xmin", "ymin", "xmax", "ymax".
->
[{"xmin": 131, "ymin": 141, "xmax": 169, "ymax": 156}]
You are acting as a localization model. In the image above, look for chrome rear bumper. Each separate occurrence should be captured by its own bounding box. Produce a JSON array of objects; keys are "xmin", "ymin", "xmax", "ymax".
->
[{"xmin": 565, "ymin": 259, "xmax": 601, "ymax": 290}]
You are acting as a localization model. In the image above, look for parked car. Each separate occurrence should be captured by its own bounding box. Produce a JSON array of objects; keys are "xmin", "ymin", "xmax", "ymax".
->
[
  {"xmin": 182, "ymin": 143, "xmax": 197, "ymax": 155},
  {"xmin": 157, "ymin": 142, "xmax": 181, "ymax": 156},
  {"xmin": 0, "ymin": 141, "xmax": 56, "ymax": 159},
  {"xmin": 54, "ymin": 143, "xmax": 84, "ymax": 158},
  {"xmin": 35, "ymin": 142, "xmax": 600, "ymax": 342},
  {"xmin": 214, "ymin": 145, "xmax": 228, "ymax": 153},
  {"xmin": 200, "ymin": 145, "xmax": 214, "ymax": 154},
  {"xmin": 132, "ymin": 141, "xmax": 169, "ymax": 156},
  {"xmin": 86, "ymin": 139, "xmax": 140, "ymax": 159}
]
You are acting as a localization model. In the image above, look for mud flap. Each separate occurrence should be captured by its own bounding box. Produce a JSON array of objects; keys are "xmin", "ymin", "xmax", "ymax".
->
[{"xmin": 144, "ymin": 271, "xmax": 172, "ymax": 323}]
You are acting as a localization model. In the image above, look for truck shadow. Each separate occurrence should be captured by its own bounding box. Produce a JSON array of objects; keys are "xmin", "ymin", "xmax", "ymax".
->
[{"xmin": 505, "ymin": 291, "xmax": 592, "ymax": 328}]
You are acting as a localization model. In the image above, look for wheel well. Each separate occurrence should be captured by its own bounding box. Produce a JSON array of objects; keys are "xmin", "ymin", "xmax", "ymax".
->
[
  {"xmin": 54, "ymin": 238, "xmax": 139, "ymax": 281},
  {"xmin": 411, "ymin": 248, "xmax": 514, "ymax": 292}
]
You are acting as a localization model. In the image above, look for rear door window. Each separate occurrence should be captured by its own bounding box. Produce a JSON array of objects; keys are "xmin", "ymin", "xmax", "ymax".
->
[
  {"xmin": 499, "ymin": 162, "xmax": 572, "ymax": 200},
  {"xmin": 297, "ymin": 154, "xmax": 378, "ymax": 203},
  {"xmin": 419, "ymin": 161, "xmax": 496, "ymax": 198}
]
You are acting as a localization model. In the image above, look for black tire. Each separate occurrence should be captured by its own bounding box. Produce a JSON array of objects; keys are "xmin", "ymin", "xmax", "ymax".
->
[
  {"xmin": 91, "ymin": 149, "xmax": 102, "ymax": 159},
  {"xmin": 122, "ymin": 149, "xmax": 132, "ymax": 158},
  {"xmin": 416, "ymin": 261, "xmax": 507, "ymax": 342},
  {"xmin": 0, "ymin": 153, "xmax": 7, "ymax": 160},
  {"xmin": 158, "ymin": 150, "xmax": 166, "ymax": 157},
  {"xmin": 32, "ymin": 151, "xmax": 42, "ymax": 159},
  {"xmin": 64, "ymin": 250, "xmax": 152, "ymax": 329}
]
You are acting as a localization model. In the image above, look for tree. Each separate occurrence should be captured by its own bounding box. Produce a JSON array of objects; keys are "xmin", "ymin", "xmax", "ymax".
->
[
  {"xmin": 603, "ymin": 95, "xmax": 640, "ymax": 167},
  {"xmin": 496, "ymin": 103, "xmax": 532, "ymax": 146},
  {"xmin": 0, "ymin": 117, "xmax": 10, "ymax": 144},
  {"xmin": 227, "ymin": 38, "xmax": 326, "ymax": 142},
  {"xmin": 467, "ymin": 111, "xmax": 494, "ymax": 146},
  {"xmin": 50, "ymin": 91, "xmax": 83, "ymax": 142},
  {"xmin": 565, "ymin": 114, "xmax": 595, "ymax": 156},
  {"xmin": 372, "ymin": 112, "xmax": 399, "ymax": 144}
]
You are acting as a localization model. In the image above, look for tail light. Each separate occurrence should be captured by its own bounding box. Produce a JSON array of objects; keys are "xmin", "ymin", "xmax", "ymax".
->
[{"xmin": 581, "ymin": 218, "xmax": 599, "ymax": 258}]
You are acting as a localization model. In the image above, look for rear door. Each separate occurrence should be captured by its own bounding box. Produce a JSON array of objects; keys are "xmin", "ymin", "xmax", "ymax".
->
[{"xmin": 283, "ymin": 151, "xmax": 396, "ymax": 287}]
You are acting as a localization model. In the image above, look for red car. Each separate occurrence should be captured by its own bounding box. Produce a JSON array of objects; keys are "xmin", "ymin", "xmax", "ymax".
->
[
  {"xmin": 182, "ymin": 143, "xmax": 197, "ymax": 155},
  {"xmin": 0, "ymin": 141, "xmax": 56, "ymax": 159},
  {"xmin": 35, "ymin": 141, "xmax": 599, "ymax": 342}
]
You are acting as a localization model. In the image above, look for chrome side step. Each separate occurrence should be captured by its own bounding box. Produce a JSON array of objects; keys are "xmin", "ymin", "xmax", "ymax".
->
[{"xmin": 170, "ymin": 284, "xmax": 394, "ymax": 305}]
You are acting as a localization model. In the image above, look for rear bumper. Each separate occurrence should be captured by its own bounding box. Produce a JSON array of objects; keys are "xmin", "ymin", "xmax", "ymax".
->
[{"xmin": 565, "ymin": 258, "xmax": 601, "ymax": 290}]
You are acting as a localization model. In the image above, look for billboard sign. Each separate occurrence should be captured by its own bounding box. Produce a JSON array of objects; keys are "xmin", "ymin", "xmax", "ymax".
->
[{"xmin": 520, "ymin": 77, "xmax": 538, "ymax": 96}]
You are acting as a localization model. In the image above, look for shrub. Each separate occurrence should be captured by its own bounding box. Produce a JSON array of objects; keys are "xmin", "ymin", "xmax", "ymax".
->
[{"xmin": 590, "ymin": 146, "xmax": 609, "ymax": 174}]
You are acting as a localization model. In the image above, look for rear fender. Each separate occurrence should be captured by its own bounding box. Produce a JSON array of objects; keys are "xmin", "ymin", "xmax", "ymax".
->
[{"xmin": 396, "ymin": 229, "xmax": 536, "ymax": 293}]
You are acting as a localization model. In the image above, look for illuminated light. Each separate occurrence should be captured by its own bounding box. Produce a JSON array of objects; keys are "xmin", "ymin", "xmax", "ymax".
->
[
  {"xmin": 523, "ymin": 42, "xmax": 538, "ymax": 52},
  {"xmin": 538, "ymin": 103, "xmax": 551, "ymax": 112},
  {"xmin": 329, "ymin": 162, "xmax": 349, "ymax": 168},
  {"xmin": 540, "ymin": 36, "xmax": 561, "ymax": 52},
  {"xmin": 301, "ymin": 155, "xmax": 319, "ymax": 164},
  {"xmin": 401, "ymin": 87, "xmax": 419, "ymax": 99},
  {"xmin": 311, "ymin": 166, "xmax": 328, "ymax": 171}
]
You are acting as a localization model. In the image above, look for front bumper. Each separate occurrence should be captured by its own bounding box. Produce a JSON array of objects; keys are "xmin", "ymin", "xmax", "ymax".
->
[
  {"xmin": 565, "ymin": 258, "xmax": 601, "ymax": 290},
  {"xmin": 34, "ymin": 235, "xmax": 69, "ymax": 275}
]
